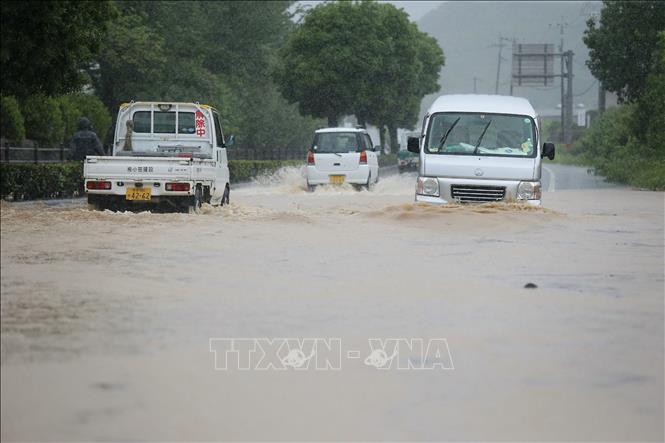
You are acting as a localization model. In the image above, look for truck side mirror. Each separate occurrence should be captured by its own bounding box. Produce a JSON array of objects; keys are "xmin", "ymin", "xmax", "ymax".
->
[
  {"xmin": 542, "ymin": 142, "xmax": 555, "ymax": 160},
  {"xmin": 373, "ymin": 145, "xmax": 381, "ymax": 152},
  {"xmin": 224, "ymin": 134, "xmax": 235, "ymax": 148},
  {"xmin": 407, "ymin": 136, "xmax": 420, "ymax": 154}
]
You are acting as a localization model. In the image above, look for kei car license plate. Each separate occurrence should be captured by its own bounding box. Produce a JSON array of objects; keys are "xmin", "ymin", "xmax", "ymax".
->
[
  {"xmin": 329, "ymin": 175, "xmax": 345, "ymax": 185},
  {"xmin": 126, "ymin": 187, "xmax": 151, "ymax": 201}
]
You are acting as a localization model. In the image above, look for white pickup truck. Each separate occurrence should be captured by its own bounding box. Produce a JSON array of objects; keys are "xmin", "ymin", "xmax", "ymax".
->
[{"xmin": 84, "ymin": 101, "xmax": 231, "ymax": 213}]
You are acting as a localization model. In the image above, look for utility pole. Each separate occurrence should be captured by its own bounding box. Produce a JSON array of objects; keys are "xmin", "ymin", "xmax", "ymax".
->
[
  {"xmin": 565, "ymin": 50, "xmax": 574, "ymax": 144},
  {"xmin": 509, "ymin": 38, "xmax": 516, "ymax": 96},
  {"xmin": 493, "ymin": 36, "xmax": 510, "ymax": 94},
  {"xmin": 551, "ymin": 17, "xmax": 568, "ymax": 142},
  {"xmin": 597, "ymin": 81, "xmax": 606, "ymax": 115}
]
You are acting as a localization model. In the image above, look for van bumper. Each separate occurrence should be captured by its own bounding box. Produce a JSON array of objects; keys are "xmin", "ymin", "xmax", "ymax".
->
[
  {"xmin": 415, "ymin": 177, "xmax": 541, "ymax": 206},
  {"xmin": 306, "ymin": 165, "xmax": 370, "ymax": 185}
]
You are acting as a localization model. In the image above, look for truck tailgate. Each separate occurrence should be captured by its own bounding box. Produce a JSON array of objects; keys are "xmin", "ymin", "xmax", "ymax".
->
[{"xmin": 84, "ymin": 156, "xmax": 193, "ymax": 180}]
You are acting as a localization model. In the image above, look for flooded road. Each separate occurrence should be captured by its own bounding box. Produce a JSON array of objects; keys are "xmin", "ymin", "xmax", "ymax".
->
[{"xmin": 1, "ymin": 164, "xmax": 663, "ymax": 441}]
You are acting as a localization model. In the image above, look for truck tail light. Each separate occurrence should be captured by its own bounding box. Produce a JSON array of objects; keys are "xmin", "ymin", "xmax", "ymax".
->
[
  {"xmin": 86, "ymin": 180, "xmax": 111, "ymax": 190},
  {"xmin": 307, "ymin": 151, "xmax": 315, "ymax": 165},
  {"xmin": 176, "ymin": 153, "xmax": 193, "ymax": 158},
  {"xmin": 359, "ymin": 150, "xmax": 367, "ymax": 165},
  {"xmin": 165, "ymin": 182, "xmax": 190, "ymax": 192}
]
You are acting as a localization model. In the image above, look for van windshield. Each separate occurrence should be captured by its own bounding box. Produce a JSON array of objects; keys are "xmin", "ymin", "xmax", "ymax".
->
[
  {"xmin": 425, "ymin": 113, "xmax": 537, "ymax": 158},
  {"xmin": 313, "ymin": 132, "xmax": 362, "ymax": 153}
]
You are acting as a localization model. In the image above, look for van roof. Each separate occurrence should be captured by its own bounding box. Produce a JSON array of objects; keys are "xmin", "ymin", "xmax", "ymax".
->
[
  {"xmin": 427, "ymin": 94, "xmax": 537, "ymax": 118},
  {"xmin": 315, "ymin": 127, "xmax": 368, "ymax": 134}
]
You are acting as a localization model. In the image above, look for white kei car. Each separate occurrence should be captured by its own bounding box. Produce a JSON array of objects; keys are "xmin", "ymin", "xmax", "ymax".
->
[{"xmin": 306, "ymin": 127, "xmax": 380, "ymax": 191}]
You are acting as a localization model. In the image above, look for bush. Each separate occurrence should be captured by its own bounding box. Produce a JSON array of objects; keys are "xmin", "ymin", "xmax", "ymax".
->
[
  {"xmin": 58, "ymin": 95, "xmax": 82, "ymax": 143},
  {"xmin": 0, "ymin": 162, "xmax": 84, "ymax": 200},
  {"xmin": 66, "ymin": 94, "xmax": 112, "ymax": 143},
  {"xmin": 0, "ymin": 96, "xmax": 25, "ymax": 143},
  {"xmin": 229, "ymin": 160, "xmax": 303, "ymax": 182},
  {"xmin": 21, "ymin": 94, "xmax": 64, "ymax": 147},
  {"xmin": 564, "ymin": 104, "xmax": 665, "ymax": 190}
]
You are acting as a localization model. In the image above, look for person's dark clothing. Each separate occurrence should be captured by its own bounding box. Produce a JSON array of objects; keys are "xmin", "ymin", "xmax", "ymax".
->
[{"xmin": 69, "ymin": 117, "xmax": 104, "ymax": 160}]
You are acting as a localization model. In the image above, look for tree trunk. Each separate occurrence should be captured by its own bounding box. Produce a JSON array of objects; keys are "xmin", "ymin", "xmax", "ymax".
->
[
  {"xmin": 378, "ymin": 124, "xmax": 386, "ymax": 151},
  {"xmin": 388, "ymin": 124, "xmax": 398, "ymax": 154}
]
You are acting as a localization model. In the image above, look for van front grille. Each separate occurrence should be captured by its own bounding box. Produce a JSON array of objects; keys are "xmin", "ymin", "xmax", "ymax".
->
[{"xmin": 451, "ymin": 185, "xmax": 505, "ymax": 203}]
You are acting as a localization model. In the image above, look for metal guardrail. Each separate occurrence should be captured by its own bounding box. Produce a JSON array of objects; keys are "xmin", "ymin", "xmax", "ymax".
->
[{"xmin": 1, "ymin": 144, "xmax": 68, "ymax": 164}]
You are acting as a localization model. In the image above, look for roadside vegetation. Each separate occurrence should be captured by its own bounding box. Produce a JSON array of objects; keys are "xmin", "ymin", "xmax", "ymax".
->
[
  {"xmin": 559, "ymin": 2, "xmax": 665, "ymax": 190},
  {"xmin": 1, "ymin": 1, "xmax": 442, "ymax": 155}
]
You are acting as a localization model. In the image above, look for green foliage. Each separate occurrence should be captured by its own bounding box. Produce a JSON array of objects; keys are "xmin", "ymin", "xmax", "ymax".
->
[
  {"xmin": 274, "ymin": 1, "xmax": 443, "ymax": 150},
  {"xmin": 0, "ymin": 1, "xmax": 117, "ymax": 98},
  {"xmin": 229, "ymin": 160, "xmax": 303, "ymax": 183},
  {"xmin": 66, "ymin": 94, "xmax": 112, "ymax": 142},
  {"xmin": 0, "ymin": 96, "xmax": 25, "ymax": 143},
  {"xmin": 21, "ymin": 95, "xmax": 65, "ymax": 147},
  {"xmin": 58, "ymin": 96, "xmax": 81, "ymax": 142},
  {"xmin": 575, "ymin": 13, "xmax": 665, "ymax": 190},
  {"xmin": 584, "ymin": 1, "xmax": 665, "ymax": 102},
  {"xmin": 378, "ymin": 153, "xmax": 398, "ymax": 167},
  {"xmin": 0, "ymin": 162, "xmax": 84, "ymax": 200},
  {"xmin": 93, "ymin": 1, "xmax": 316, "ymax": 151},
  {"xmin": 567, "ymin": 105, "xmax": 664, "ymax": 190}
]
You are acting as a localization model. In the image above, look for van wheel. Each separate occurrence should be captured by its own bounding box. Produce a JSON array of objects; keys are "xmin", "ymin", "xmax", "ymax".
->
[
  {"xmin": 306, "ymin": 183, "xmax": 316, "ymax": 193},
  {"xmin": 189, "ymin": 186, "xmax": 202, "ymax": 214},
  {"xmin": 365, "ymin": 174, "xmax": 373, "ymax": 191},
  {"xmin": 222, "ymin": 184, "xmax": 230, "ymax": 206}
]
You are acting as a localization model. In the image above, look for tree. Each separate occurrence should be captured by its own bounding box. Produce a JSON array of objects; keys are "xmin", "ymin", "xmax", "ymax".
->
[
  {"xmin": 273, "ymin": 0, "xmax": 443, "ymax": 143},
  {"xmin": 92, "ymin": 1, "xmax": 321, "ymax": 150},
  {"xmin": 0, "ymin": 1, "xmax": 117, "ymax": 98},
  {"xmin": 274, "ymin": 1, "xmax": 379, "ymax": 126},
  {"xmin": 584, "ymin": 1, "xmax": 665, "ymax": 102},
  {"xmin": 0, "ymin": 96, "xmax": 25, "ymax": 144}
]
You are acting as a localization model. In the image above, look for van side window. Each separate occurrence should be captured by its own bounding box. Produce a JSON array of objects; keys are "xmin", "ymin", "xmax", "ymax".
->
[
  {"xmin": 356, "ymin": 133, "xmax": 366, "ymax": 151},
  {"xmin": 213, "ymin": 113, "xmax": 224, "ymax": 147},
  {"xmin": 364, "ymin": 134, "xmax": 373, "ymax": 150}
]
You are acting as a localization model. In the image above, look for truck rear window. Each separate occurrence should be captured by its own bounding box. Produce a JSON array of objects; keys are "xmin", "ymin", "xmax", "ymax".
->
[{"xmin": 132, "ymin": 111, "xmax": 197, "ymax": 134}]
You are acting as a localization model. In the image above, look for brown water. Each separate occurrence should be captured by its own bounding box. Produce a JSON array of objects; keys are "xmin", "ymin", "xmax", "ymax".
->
[{"xmin": 1, "ymin": 167, "xmax": 663, "ymax": 441}]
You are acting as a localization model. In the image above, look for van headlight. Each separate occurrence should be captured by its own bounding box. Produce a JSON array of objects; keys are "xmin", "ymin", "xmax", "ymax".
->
[
  {"xmin": 416, "ymin": 177, "xmax": 439, "ymax": 197},
  {"xmin": 517, "ymin": 181, "xmax": 542, "ymax": 200}
]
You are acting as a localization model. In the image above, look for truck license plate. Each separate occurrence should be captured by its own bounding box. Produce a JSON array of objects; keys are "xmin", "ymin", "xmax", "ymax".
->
[
  {"xmin": 126, "ymin": 187, "xmax": 151, "ymax": 201},
  {"xmin": 329, "ymin": 175, "xmax": 345, "ymax": 184}
]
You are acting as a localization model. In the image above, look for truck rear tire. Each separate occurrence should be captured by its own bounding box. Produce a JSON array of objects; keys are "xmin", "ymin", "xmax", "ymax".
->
[
  {"xmin": 222, "ymin": 185, "xmax": 230, "ymax": 206},
  {"xmin": 188, "ymin": 187, "xmax": 202, "ymax": 214}
]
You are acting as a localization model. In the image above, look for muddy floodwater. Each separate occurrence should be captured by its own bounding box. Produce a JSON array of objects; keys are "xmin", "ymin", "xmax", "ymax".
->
[{"xmin": 1, "ymin": 165, "xmax": 663, "ymax": 441}]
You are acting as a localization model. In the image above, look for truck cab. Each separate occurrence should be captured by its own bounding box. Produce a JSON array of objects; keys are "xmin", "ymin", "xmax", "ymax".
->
[
  {"xmin": 408, "ymin": 94, "xmax": 555, "ymax": 205},
  {"xmin": 84, "ymin": 102, "xmax": 231, "ymax": 212}
]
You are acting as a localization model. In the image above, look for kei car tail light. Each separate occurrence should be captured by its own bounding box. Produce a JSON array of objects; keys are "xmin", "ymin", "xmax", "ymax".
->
[
  {"xmin": 165, "ymin": 182, "xmax": 190, "ymax": 192},
  {"xmin": 86, "ymin": 180, "xmax": 111, "ymax": 190},
  {"xmin": 307, "ymin": 151, "xmax": 315, "ymax": 165},
  {"xmin": 359, "ymin": 150, "xmax": 367, "ymax": 165}
]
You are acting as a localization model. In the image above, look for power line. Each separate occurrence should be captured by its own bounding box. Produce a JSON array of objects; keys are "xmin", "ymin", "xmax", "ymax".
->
[{"xmin": 574, "ymin": 79, "xmax": 598, "ymax": 97}]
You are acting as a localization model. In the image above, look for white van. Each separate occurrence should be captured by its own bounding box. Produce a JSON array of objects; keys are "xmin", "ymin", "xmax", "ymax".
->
[
  {"xmin": 306, "ymin": 127, "xmax": 380, "ymax": 191},
  {"xmin": 408, "ymin": 94, "xmax": 555, "ymax": 205}
]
